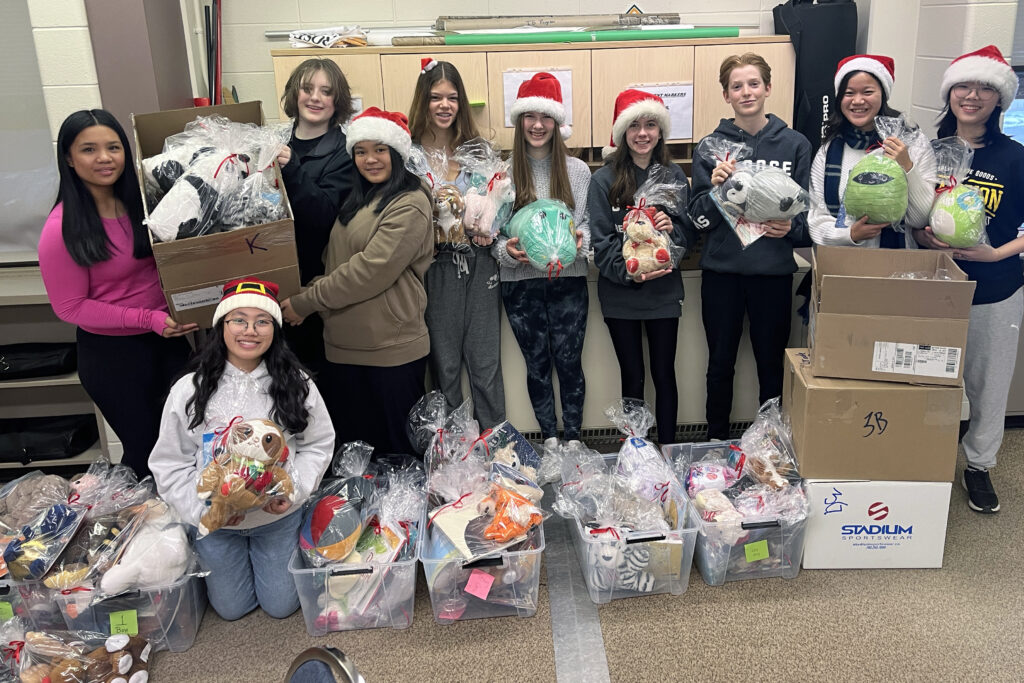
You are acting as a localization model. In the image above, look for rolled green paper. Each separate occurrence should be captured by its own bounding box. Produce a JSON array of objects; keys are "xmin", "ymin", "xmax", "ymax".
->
[
  {"xmin": 506, "ymin": 199, "xmax": 577, "ymax": 274},
  {"xmin": 444, "ymin": 27, "xmax": 740, "ymax": 45},
  {"xmin": 843, "ymin": 154, "xmax": 908, "ymax": 225}
]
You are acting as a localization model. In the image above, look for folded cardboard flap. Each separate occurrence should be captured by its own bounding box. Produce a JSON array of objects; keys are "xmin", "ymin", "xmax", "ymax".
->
[
  {"xmin": 812, "ymin": 245, "xmax": 966, "ymax": 288},
  {"xmin": 132, "ymin": 101, "xmax": 264, "ymax": 158},
  {"xmin": 818, "ymin": 275, "xmax": 975, "ymax": 318}
]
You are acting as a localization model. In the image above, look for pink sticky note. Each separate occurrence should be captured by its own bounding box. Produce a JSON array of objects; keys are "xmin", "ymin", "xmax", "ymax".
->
[{"xmin": 464, "ymin": 569, "xmax": 495, "ymax": 600}]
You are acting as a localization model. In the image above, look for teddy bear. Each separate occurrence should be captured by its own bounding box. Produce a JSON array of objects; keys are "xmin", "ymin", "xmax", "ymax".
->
[
  {"xmin": 621, "ymin": 206, "xmax": 672, "ymax": 277},
  {"xmin": 196, "ymin": 418, "xmax": 295, "ymax": 537},
  {"xmin": 491, "ymin": 444, "xmax": 539, "ymax": 484},
  {"xmin": 99, "ymin": 499, "xmax": 190, "ymax": 595},
  {"xmin": 83, "ymin": 634, "xmax": 151, "ymax": 683},
  {"xmin": 433, "ymin": 184, "xmax": 466, "ymax": 245}
]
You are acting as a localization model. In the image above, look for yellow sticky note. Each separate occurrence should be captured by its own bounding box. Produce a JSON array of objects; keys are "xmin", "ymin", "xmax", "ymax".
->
[
  {"xmin": 0, "ymin": 602, "xmax": 12, "ymax": 621},
  {"xmin": 744, "ymin": 539, "xmax": 770, "ymax": 563},
  {"xmin": 109, "ymin": 609, "xmax": 139, "ymax": 636}
]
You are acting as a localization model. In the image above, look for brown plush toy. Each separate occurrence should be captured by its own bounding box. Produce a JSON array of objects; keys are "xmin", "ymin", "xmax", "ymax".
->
[
  {"xmin": 196, "ymin": 418, "xmax": 295, "ymax": 537},
  {"xmin": 621, "ymin": 205, "xmax": 672, "ymax": 278},
  {"xmin": 18, "ymin": 663, "xmax": 52, "ymax": 683},
  {"xmin": 84, "ymin": 634, "xmax": 151, "ymax": 683},
  {"xmin": 433, "ymin": 183, "xmax": 467, "ymax": 246}
]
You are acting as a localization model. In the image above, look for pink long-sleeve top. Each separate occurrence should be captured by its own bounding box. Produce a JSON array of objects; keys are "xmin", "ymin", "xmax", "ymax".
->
[{"xmin": 38, "ymin": 203, "xmax": 169, "ymax": 336}]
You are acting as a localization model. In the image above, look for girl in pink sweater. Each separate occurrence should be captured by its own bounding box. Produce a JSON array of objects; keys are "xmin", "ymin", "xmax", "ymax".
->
[{"xmin": 38, "ymin": 109, "xmax": 196, "ymax": 477}]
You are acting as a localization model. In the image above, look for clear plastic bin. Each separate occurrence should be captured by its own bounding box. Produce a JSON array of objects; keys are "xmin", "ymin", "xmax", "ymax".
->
[
  {"xmin": 0, "ymin": 580, "xmax": 65, "ymax": 630},
  {"xmin": 663, "ymin": 442, "xmax": 808, "ymax": 586},
  {"xmin": 288, "ymin": 517, "xmax": 422, "ymax": 636},
  {"xmin": 54, "ymin": 563, "xmax": 206, "ymax": 652},
  {"xmin": 420, "ymin": 524, "xmax": 544, "ymax": 624},
  {"xmin": 565, "ymin": 471, "xmax": 700, "ymax": 604}
]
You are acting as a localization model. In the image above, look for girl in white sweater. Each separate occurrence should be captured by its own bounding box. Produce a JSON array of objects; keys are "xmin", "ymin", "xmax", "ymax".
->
[{"xmin": 809, "ymin": 54, "xmax": 937, "ymax": 248}]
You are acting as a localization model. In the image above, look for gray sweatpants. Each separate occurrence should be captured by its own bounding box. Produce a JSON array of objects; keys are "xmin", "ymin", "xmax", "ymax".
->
[
  {"xmin": 963, "ymin": 286, "xmax": 1024, "ymax": 470},
  {"xmin": 424, "ymin": 246, "xmax": 506, "ymax": 428}
]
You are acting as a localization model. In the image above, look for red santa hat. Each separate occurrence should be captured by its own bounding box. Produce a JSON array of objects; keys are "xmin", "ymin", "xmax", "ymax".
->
[
  {"xmin": 940, "ymin": 45, "xmax": 1018, "ymax": 110},
  {"xmin": 510, "ymin": 72, "xmax": 572, "ymax": 139},
  {"xmin": 344, "ymin": 107, "xmax": 412, "ymax": 162},
  {"xmin": 603, "ymin": 88, "xmax": 671, "ymax": 159},
  {"xmin": 834, "ymin": 54, "xmax": 895, "ymax": 98},
  {"xmin": 212, "ymin": 278, "xmax": 282, "ymax": 327},
  {"xmin": 420, "ymin": 57, "xmax": 438, "ymax": 74}
]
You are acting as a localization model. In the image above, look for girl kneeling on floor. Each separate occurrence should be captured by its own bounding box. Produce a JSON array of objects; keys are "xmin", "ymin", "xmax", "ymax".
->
[{"xmin": 150, "ymin": 278, "xmax": 334, "ymax": 621}]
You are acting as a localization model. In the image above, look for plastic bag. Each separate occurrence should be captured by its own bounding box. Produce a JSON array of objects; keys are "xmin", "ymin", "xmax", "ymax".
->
[
  {"xmin": 0, "ymin": 618, "xmax": 24, "ymax": 680},
  {"xmin": 406, "ymin": 392, "xmax": 480, "ymax": 472},
  {"xmin": 736, "ymin": 398, "xmax": 799, "ymax": 484},
  {"xmin": 2, "ymin": 502, "xmax": 86, "ymax": 582},
  {"xmin": 20, "ymin": 630, "xmax": 151, "ymax": 683},
  {"xmin": 195, "ymin": 417, "xmax": 297, "ymax": 538},
  {"xmin": 841, "ymin": 114, "xmax": 914, "ymax": 226},
  {"xmin": 504, "ymin": 199, "xmax": 577, "ymax": 277},
  {"xmin": 468, "ymin": 420, "xmax": 541, "ymax": 482},
  {"xmin": 696, "ymin": 136, "xmax": 810, "ymax": 248},
  {"xmin": 299, "ymin": 444, "xmax": 377, "ymax": 568},
  {"xmin": 929, "ymin": 136, "xmax": 987, "ymax": 248},
  {"xmin": 222, "ymin": 122, "xmax": 291, "ymax": 228},
  {"xmin": 452, "ymin": 137, "xmax": 515, "ymax": 239},
  {"xmin": 0, "ymin": 472, "xmax": 70, "ymax": 536},
  {"xmin": 405, "ymin": 146, "xmax": 468, "ymax": 246},
  {"xmin": 620, "ymin": 164, "xmax": 687, "ymax": 276},
  {"xmin": 606, "ymin": 400, "xmax": 677, "ymax": 508}
]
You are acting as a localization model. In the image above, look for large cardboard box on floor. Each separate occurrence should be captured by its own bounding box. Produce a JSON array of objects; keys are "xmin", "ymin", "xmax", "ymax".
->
[
  {"xmin": 783, "ymin": 349, "xmax": 961, "ymax": 482},
  {"xmin": 803, "ymin": 480, "xmax": 952, "ymax": 569},
  {"xmin": 809, "ymin": 246, "xmax": 975, "ymax": 387},
  {"xmin": 131, "ymin": 101, "xmax": 299, "ymax": 327}
]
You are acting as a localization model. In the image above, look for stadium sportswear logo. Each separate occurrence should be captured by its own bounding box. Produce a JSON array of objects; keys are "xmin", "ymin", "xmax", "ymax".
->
[{"xmin": 841, "ymin": 524, "xmax": 912, "ymax": 537}]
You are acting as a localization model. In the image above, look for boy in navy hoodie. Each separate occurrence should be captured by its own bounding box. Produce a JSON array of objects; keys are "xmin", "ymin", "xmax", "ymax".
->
[{"xmin": 687, "ymin": 53, "xmax": 812, "ymax": 440}]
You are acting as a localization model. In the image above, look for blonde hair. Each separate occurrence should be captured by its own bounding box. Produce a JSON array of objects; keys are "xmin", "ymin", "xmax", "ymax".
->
[{"xmin": 718, "ymin": 53, "xmax": 773, "ymax": 91}]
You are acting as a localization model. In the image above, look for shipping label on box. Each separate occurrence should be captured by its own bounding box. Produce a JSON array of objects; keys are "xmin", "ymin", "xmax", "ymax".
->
[
  {"xmin": 803, "ymin": 480, "xmax": 951, "ymax": 569},
  {"xmin": 783, "ymin": 349, "xmax": 961, "ymax": 482},
  {"xmin": 808, "ymin": 246, "xmax": 975, "ymax": 386}
]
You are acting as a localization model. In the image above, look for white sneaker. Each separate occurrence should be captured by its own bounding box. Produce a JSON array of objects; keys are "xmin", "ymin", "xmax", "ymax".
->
[
  {"xmin": 543, "ymin": 437, "xmax": 560, "ymax": 452},
  {"xmin": 567, "ymin": 439, "xmax": 583, "ymax": 450}
]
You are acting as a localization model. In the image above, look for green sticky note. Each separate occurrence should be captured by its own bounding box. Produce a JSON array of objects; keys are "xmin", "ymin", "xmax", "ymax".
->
[
  {"xmin": 744, "ymin": 539, "xmax": 770, "ymax": 563},
  {"xmin": 0, "ymin": 602, "xmax": 12, "ymax": 621},
  {"xmin": 109, "ymin": 609, "xmax": 139, "ymax": 636}
]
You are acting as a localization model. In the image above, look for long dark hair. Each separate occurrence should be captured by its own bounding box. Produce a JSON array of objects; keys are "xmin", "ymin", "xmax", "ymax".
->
[
  {"xmin": 183, "ymin": 319, "xmax": 311, "ymax": 434},
  {"xmin": 936, "ymin": 102, "xmax": 1003, "ymax": 146},
  {"xmin": 607, "ymin": 137, "xmax": 671, "ymax": 209},
  {"xmin": 822, "ymin": 71, "xmax": 901, "ymax": 145},
  {"xmin": 511, "ymin": 119, "xmax": 575, "ymax": 211},
  {"xmin": 408, "ymin": 61, "xmax": 480, "ymax": 148},
  {"xmin": 55, "ymin": 109, "xmax": 149, "ymax": 267},
  {"xmin": 338, "ymin": 147, "xmax": 428, "ymax": 224}
]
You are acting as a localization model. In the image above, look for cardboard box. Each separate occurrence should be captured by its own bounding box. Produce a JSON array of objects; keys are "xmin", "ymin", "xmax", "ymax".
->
[
  {"xmin": 131, "ymin": 102, "xmax": 300, "ymax": 327},
  {"xmin": 809, "ymin": 246, "xmax": 975, "ymax": 386},
  {"xmin": 783, "ymin": 349, "xmax": 961, "ymax": 482},
  {"xmin": 803, "ymin": 480, "xmax": 951, "ymax": 569}
]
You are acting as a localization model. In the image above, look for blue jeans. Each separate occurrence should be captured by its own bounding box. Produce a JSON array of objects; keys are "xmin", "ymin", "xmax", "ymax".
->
[{"xmin": 195, "ymin": 510, "xmax": 301, "ymax": 621}]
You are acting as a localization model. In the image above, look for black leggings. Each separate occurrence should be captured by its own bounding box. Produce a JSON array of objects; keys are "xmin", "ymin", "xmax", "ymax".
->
[
  {"xmin": 603, "ymin": 317, "xmax": 679, "ymax": 444},
  {"xmin": 76, "ymin": 329, "xmax": 192, "ymax": 479}
]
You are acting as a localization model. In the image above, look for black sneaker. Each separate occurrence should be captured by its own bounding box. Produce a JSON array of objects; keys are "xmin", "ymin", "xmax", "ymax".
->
[{"xmin": 962, "ymin": 468, "xmax": 1000, "ymax": 513}]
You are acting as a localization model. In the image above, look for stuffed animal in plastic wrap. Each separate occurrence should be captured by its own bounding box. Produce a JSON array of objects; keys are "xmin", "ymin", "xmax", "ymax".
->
[
  {"xmin": 697, "ymin": 137, "xmax": 809, "ymax": 248},
  {"xmin": 842, "ymin": 115, "xmax": 914, "ymax": 225},
  {"xmin": 3, "ymin": 504, "xmax": 83, "ymax": 581},
  {"xmin": 196, "ymin": 418, "xmax": 295, "ymax": 537},
  {"xmin": 0, "ymin": 473, "xmax": 70, "ymax": 534},
  {"xmin": 21, "ymin": 631, "xmax": 150, "ymax": 683},
  {"xmin": 929, "ymin": 136, "xmax": 987, "ymax": 248},
  {"xmin": 299, "ymin": 476, "xmax": 376, "ymax": 567},
  {"xmin": 452, "ymin": 137, "xmax": 515, "ymax": 238},
  {"xmin": 99, "ymin": 499, "xmax": 190, "ymax": 596},
  {"xmin": 622, "ymin": 205, "xmax": 672, "ymax": 277},
  {"xmin": 504, "ymin": 199, "xmax": 577, "ymax": 277},
  {"xmin": 585, "ymin": 537, "xmax": 656, "ymax": 594},
  {"xmin": 405, "ymin": 146, "xmax": 468, "ymax": 247}
]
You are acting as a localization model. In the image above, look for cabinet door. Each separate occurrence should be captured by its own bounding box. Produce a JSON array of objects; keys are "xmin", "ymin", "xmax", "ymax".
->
[
  {"xmin": 380, "ymin": 54, "xmax": 489, "ymax": 139},
  {"xmin": 691, "ymin": 43, "xmax": 796, "ymax": 141},
  {"xmin": 486, "ymin": 50, "xmax": 592, "ymax": 150},
  {"xmin": 272, "ymin": 54, "xmax": 384, "ymax": 121},
  {"xmin": 591, "ymin": 46, "xmax": 695, "ymax": 144}
]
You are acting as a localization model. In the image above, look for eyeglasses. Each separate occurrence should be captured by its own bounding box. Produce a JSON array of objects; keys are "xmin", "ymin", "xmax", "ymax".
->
[
  {"xmin": 952, "ymin": 84, "xmax": 998, "ymax": 100},
  {"xmin": 225, "ymin": 318, "xmax": 274, "ymax": 334}
]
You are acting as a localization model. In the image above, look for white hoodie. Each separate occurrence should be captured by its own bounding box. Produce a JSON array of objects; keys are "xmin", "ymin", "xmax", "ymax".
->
[{"xmin": 149, "ymin": 360, "xmax": 334, "ymax": 531}]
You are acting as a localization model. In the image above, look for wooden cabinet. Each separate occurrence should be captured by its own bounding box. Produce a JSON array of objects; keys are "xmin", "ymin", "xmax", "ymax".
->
[
  {"xmin": 380, "ymin": 53, "xmax": 490, "ymax": 140},
  {"xmin": 590, "ymin": 46, "xmax": 695, "ymax": 143},
  {"xmin": 0, "ymin": 267, "xmax": 115, "ymax": 470},
  {"xmin": 271, "ymin": 36, "xmax": 794, "ymax": 153},
  {"xmin": 691, "ymin": 42, "xmax": 796, "ymax": 141},
  {"xmin": 272, "ymin": 54, "xmax": 384, "ymax": 119}
]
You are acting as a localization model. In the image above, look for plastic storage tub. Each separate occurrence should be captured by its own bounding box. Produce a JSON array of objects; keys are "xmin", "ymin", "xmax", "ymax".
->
[
  {"xmin": 0, "ymin": 579, "xmax": 65, "ymax": 630},
  {"xmin": 288, "ymin": 514, "xmax": 422, "ymax": 636},
  {"xmin": 663, "ymin": 442, "xmax": 808, "ymax": 586},
  {"xmin": 566, "ymin": 480, "xmax": 700, "ymax": 604},
  {"xmin": 54, "ymin": 564, "xmax": 206, "ymax": 652},
  {"xmin": 420, "ymin": 524, "xmax": 544, "ymax": 624}
]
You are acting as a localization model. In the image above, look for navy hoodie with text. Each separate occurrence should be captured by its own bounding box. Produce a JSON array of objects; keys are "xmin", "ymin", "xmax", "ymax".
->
[{"xmin": 687, "ymin": 114, "xmax": 812, "ymax": 275}]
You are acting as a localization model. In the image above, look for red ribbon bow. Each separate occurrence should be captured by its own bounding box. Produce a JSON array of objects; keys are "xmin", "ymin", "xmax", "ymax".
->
[
  {"xmin": 469, "ymin": 428, "xmax": 493, "ymax": 460},
  {"xmin": 213, "ymin": 153, "xmax": 249, "ymax": 179},
  {"xmin": 214, "ymin": 415, "xmax": 245, "ymax": 452},
  {"xmin": 589, "ymin": 526, "xmax": 621, "ymax": 540},
  {"xmin": 653, "ymin": 481, "xmax": 671, "ymax": 503},
  {"xmin": 936, "ymin": 176, "xmax": 959, "ymax": 196},
  {"xmin": 427, "ymin": 492, "xmax": 472, "ymax": 528},
  {"xmin": 60, "ymin": 586, "xmax": 92, "ymax": 595},
  {"xmin": 2, "ymin": 641, "xmax": 24, "ymax": 663},
  {"xmin": 625, "ymin": 197, "xmax": 657, "ymax": 224},
  {"xmin": 486, "ymin": 172, "xmax": 502, "ymax": 192},
  {"xmin": 547, "ymin": 260, "xmax": 564, "ymax": 280}
]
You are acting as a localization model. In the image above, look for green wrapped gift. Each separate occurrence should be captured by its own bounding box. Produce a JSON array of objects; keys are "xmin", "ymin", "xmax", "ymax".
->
[
  {"xmin": 842, "ymin": 154, "xmax": 908, "ymax": 225},
  {"xmin": 506, "ymin": 199, "xmax": 576, "ymax": 275},
  {"xmin": 930, "ymin": 185, "xmax": 986, "ymax": 248}
]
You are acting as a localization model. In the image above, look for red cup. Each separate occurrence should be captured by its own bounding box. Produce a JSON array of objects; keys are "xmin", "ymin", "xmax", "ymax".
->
[{"xmin": 193, "ymin": 97, "xmax": 211, "ymax": 107}]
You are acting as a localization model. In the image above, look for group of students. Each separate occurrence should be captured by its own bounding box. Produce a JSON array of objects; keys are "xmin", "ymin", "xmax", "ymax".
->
[{"xmin": 34, "ymin": 43, "xmax": 1024, "ymax": 622}]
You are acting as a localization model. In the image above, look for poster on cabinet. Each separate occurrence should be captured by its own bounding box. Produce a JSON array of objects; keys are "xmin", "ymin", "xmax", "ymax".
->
[
  {"xmin": 630, "ymin": 82, "xmax": 693, "ymax": 140},
  {"xmin": 502, "ymin": 69, "xmax": 573, "ymax": 128}
]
